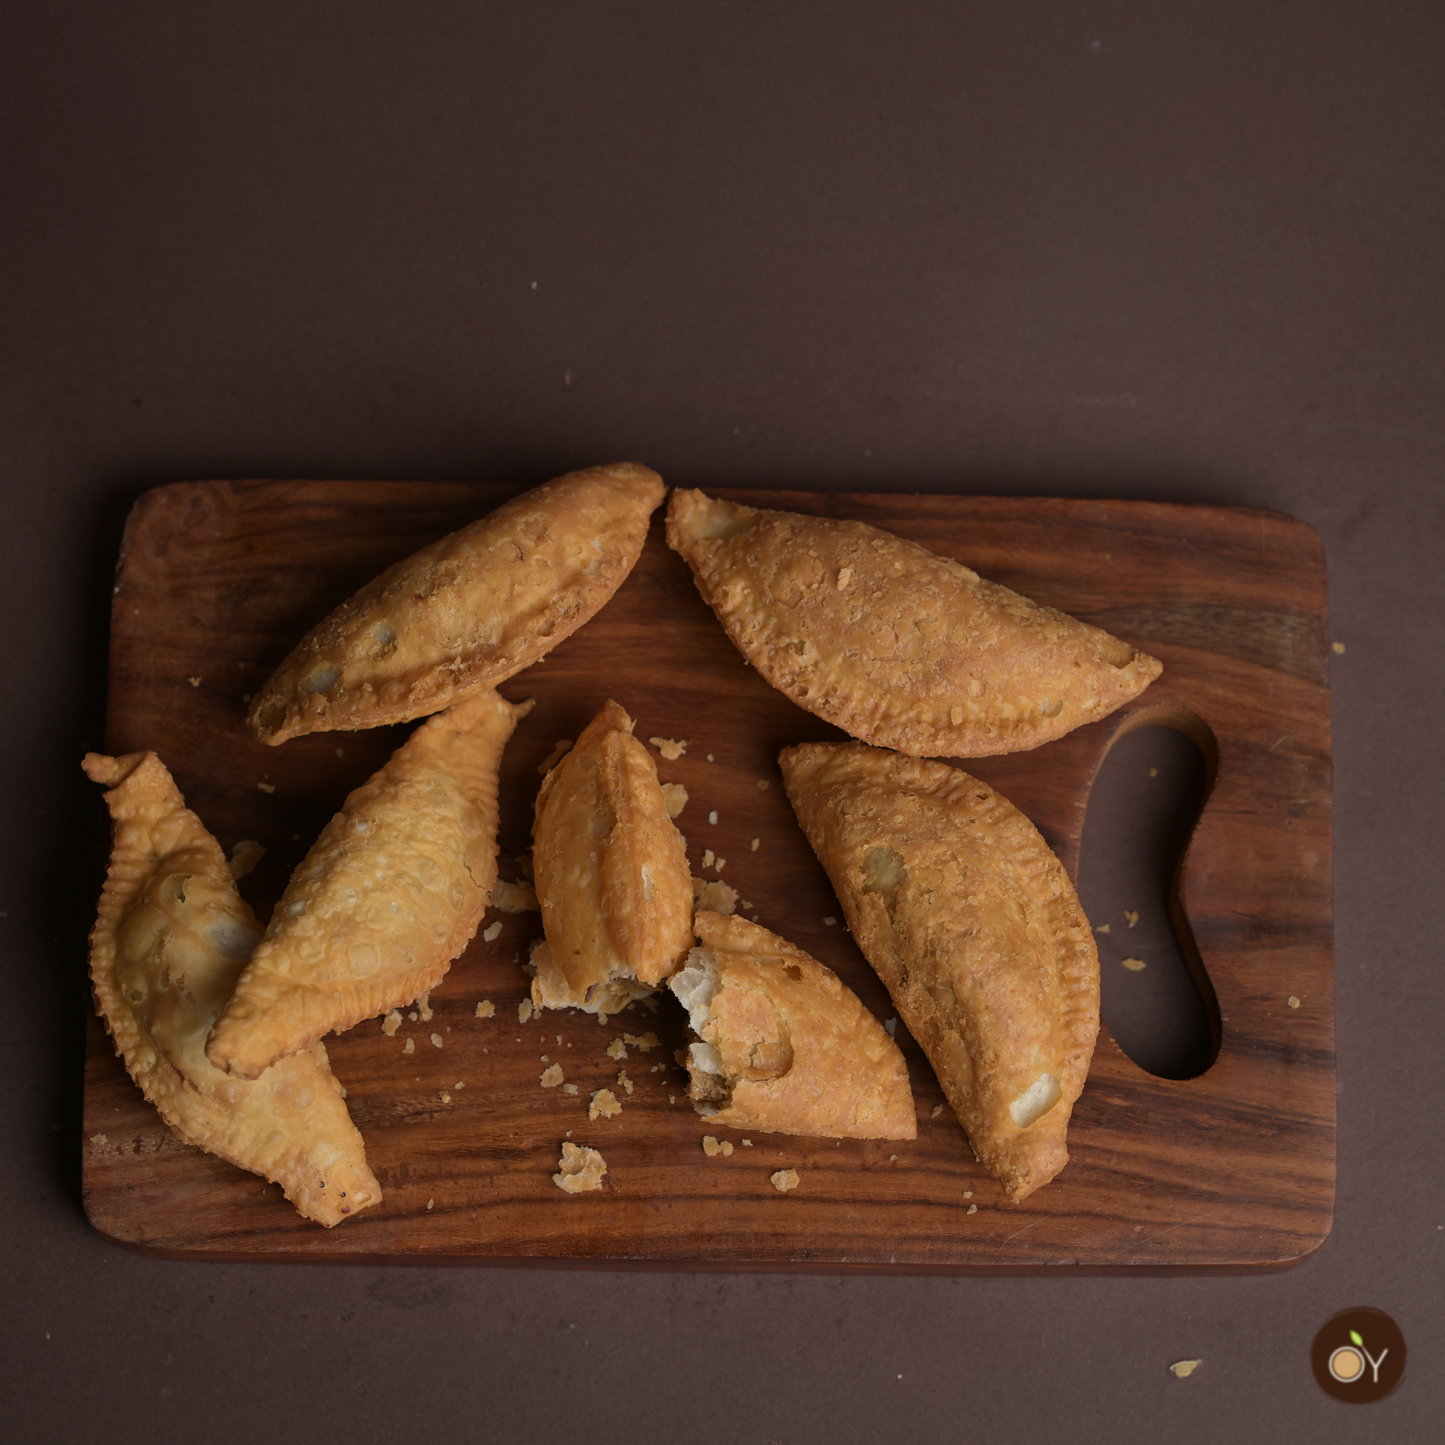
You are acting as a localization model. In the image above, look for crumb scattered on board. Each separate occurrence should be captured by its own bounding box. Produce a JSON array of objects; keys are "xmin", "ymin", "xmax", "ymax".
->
[
  {"xmin": 256, "ymin": 782, "xmax": 275, "ymax": 794},
  {"xmin": 416, "ymin": 991, "xmax": 433, "ymax": 1021},
  {"xmin": 1124, "ymin": 910, "xmax": 1139, "ymax": 927},
  {"xmin": 90, "ymin": 1134, "xmax": 107, "ymax": 1146},
  {"xmin": 606, "ymin": 1038, "xmax": 628, "ymax": 1060},
  {"xmin": 482, "ymin": 921, "xmax": 503, "ymax": 943},
  {"xmin": 227, "ymin": 839, "xmax": 265, "ymax": 880},
  {"xmin": 589, "ymin": 1089, "xmax": 622, "ymax": 1120},
  {"xmin": 1332, "ymin": 641, "xmax": 1345, "ymax": 654},
  {"xmin": 381, "ymin": 1010, "xmax": 402, "ymax": 1036},
  {"xmin": 540, "ymin": 1064, "xmax": 564, "ymax": 1088},
  {"xmin": 519, "ymin": 999, "xmax": 534, "ymax": 1023},
  {"xmin": 1121, "ymin": 957, "xmax": 1147, "ymax": 972},
  {"xmin": 402, "ymin": 1038, "xmax": 414, "ymax": 1054},
  {"xmin": 491, "ymin": 879, "xmax": 539, "ymax": 913},
  {"xmin": 617, "ymin": 1070, "xmax": 633, "ymax": 1095},
  {"xmin": 1169, "ymin": 1360, "xmax": 1202, "ymax": 1379},
  {"xmin": 708, "ymin": 810, "xmax": 718, "ymax": 825},
  {"xmin": 692, "ymin": 878, "xmax": 738, "ymax": 913},
  {"xmin": 771, "ymin": 1168, "xmax": 799, "ymax": 1193},
  {"xmin": 563, "ymin": 1082, "xmax": 578, "ymax": 1095},
  {"xmin": 625, "ymin": 1032, "xmax": 659, "ymax": 1051},
  {"xmin": 554, "ymin": 1142, "xmax": 607, "ymax": 1193},
  {"xmin": 1288, "ymin": 995, "xmax": 1301, "ymax": 1008},
  {"xmin": 824, "ymin": 915, "xmax": 837, "ymax": 926},
  {"xmin": 429, "ymin": 1032, "xmax": 443, "ymax": 1048},
  {"xmin": 931, "ymin": 1104, "xmax": 944, "ymax": 1119},
  {"xmin": 966, "ymin": 1203, "xmax": 978, "ymax": 1214},
  {"xmin": 650, "ymin": 737, "xmax": 686, "ymax": 760},
  {"xmin": 750, "ymin": 837, "xmax": 760, "ymax": 851},
  {"xmin": 756, "ymin": 779, "xmax": 770, "ymax": 790},
  {"xmin": 1095, "ymin": 923, "xmax": 1111, "ymax": 934},
  {"xmin": 475, "ymin": 1000, "xmax": 495, "ymax": 1018},
  {"xmin": 661, "ymin": 782, "xmax": 688, "ymax": 818},
  {"xmin": 703, "ymin": 1136, "xmax": 733, "ymax": 1157}
]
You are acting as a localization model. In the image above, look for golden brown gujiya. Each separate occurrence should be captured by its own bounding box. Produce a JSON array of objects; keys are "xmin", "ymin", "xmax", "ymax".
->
[
  {"xmin": 671, "ymin": 911, "xmax": 915, "ymax": 1140},
  {"xmin": 207, "ymin": 688, "xmax": 530, "ymax": 1078},
  {"xmin": 249, "ymin": 462, "xmax": 665, "ymax": 745},
  {"xmin": 530, "ymin": 699, "xmax": 693, "ymax": 1017},
  {"xmin": 667, "ymin": 489, "xmax": 1161, "ymax": 757},
  {"xmin": 780, "ymin": 742, "xmax": 1099, "ymax": 1202},
  {"xmin": 83, "ymin": 751, "xmax": 380, "ymax": 1227}
]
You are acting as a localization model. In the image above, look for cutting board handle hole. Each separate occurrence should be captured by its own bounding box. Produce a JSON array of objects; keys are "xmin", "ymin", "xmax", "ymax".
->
[{"xmin": 1077, "ymin": 709, "xmax": 1219, "ymax": 1080}]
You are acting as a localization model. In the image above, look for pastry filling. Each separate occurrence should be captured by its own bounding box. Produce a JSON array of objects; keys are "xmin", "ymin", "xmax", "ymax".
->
[
  {"xmin": 672, "ymin": 949, "xmax": 798, "ymax": 1113},
  {"xmin": 527, "ymin": 937, "xmax": 654, "ymax": 1020},
  {"xmin": 1009, "ymin": 1072, "xmax": 1061, "ymax": 1128},
  {"xmin": 672, "ymin": 955, "xmax": 729, "ymax": 1113},
  {"xmin": 861, "ymin": 844, "xmax": 908, "ymax": 903}
]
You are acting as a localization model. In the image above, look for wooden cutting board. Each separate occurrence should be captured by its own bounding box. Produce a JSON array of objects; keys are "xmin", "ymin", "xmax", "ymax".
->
[{"xmin": 82, "ymin": 481, "xmax": 1334, "ymax": 1272}]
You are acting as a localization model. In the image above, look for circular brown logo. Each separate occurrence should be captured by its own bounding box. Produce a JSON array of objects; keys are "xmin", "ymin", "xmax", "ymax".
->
[{"xmin": 1311, "ymin": 1308, "xmax": 1406, "ymax": 1403}]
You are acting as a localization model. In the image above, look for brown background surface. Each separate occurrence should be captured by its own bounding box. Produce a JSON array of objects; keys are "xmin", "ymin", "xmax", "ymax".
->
[{"xmin": 1, "ymin": 3, "xmax": 1440, "ymax": 1441}]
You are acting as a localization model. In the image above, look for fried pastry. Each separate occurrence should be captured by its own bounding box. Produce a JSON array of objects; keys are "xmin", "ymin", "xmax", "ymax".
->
[
  {"xmin": 667, "ymin": 489, "xmax": 1161, "ymax": 757},
  {"xmin": 780, "ymin": 741, "xmax": 1099, "ymax": 1202},
  {"xmin": 671, "ymin": 911, "xmax": 915, "ymax": 1140},
  {"xmin": 208, "ymin": 688, "xmax": 531, "ymax": 1078},
  {"xmin": 529, "ymin": 699, "xmax": 693, "ymax": 1017},
  {"xmin": 83, "ymin": 751, "xmax": 380, "ymax": 1227},
  {"xmin": 249, "ymin": 462, "xmax": 665, "ymax": 745}
]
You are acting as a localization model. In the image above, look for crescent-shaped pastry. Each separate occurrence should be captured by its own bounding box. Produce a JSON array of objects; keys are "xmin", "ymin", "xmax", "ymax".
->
[
  {"xmin": 667, "ymin": 489, "xmax": 1161, "ymax": 758},
  {"xmin": 780, "ymin": 742, "xmax": 1099, "ymax": 1202},
  {"xmin": 249, "ymin": 462, "xmax": 665, "ymax": 745},
  {"xmin": 207, "ymin": 688, "xmax": 531, "ymax": 1078},
  {"xmin": 529, "ymin": 699, "xmax": 694, "ymax": 1018},
  {"xmin": 670, "ymin": 911, "xmax": 915, "ymax": 1140},
  {"xmin": 83, "ymin": 751, "xmax": 381, "ymax": 1227}
]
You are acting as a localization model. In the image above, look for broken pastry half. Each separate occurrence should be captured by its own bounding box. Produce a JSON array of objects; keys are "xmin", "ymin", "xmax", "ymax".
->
[
  {"xmin": 780, "ymin": 741, "xmax": 1099, "ymax": 1202},
  {"xmin": 83, "ymin": 751, "xmax": 380, "ymax": 1227},
  {"xmin": 207, "ymin": 688, "xmax": 531, "ymax": 1078},
  {"xmin": 529, "ymin": 699, "xmax": 693, "ymax": 1018},
  {"xmin": 671, "ymin": 911, "xmax": 915, "ymax": 1140},
  {"xmin": 667, "ymin": 488, "xmax": 1161, "ymax": 758},
  {"xmin": 249, "ymin": 461, "xmax": 665, "ymax": 745}
]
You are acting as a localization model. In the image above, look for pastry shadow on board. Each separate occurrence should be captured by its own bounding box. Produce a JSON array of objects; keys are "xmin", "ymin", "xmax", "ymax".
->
[{"xmin": 81, "ymin": 482, "xmax": 1334, "ymax": 1271}]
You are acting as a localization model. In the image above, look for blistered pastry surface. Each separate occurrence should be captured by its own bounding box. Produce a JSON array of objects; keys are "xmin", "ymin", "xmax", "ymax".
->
[
  {"xmin": 667, "ymin": 489, "xmax": 1161, "ymax": 757},
  {"xmin": 781, "ymin": 741, "xmax": 1100, "ymax": 1201},
  {"xmin": 681, "ymin": 912, "xmax": 915, "ymax": 1140},
  {"xmin": 531, "ymin": 699, "xmax": 694, "ymax": 1013},
  {"xmin": 249, "ymin": 462, "xmax": 665, "ymax": 743},
  {"xmin": 207, "ymin": 689, "xmax": 528, "ymax": 1077},
  {"xmin": 83, "ymin": 751, "xmax": 380, "ymax": 1227}
]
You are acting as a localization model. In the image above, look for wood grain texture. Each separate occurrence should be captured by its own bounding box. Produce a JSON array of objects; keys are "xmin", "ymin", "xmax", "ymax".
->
[{"xmin": 82, "ymin": 481, "xmax": 1334, "ymax": 1272}]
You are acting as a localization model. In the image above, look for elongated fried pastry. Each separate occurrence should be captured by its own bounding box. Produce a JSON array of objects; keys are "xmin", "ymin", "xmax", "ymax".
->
[
  {"xmin": 249, "ymin": 462, "xmax": 665, "ymax": 745},
  {"xmin": 530, "ymin": 699, "xmax": 693, "ymax": 1017},
  {"xmin": 208, "ymin": 688, "xmax": 531, "ymax": 1078},
  {"xmin": 667, "ymin": 489, "xmax": 1161, "ymax": 757},
  {"xmin": 780, "ymin": 742, "xmax": 1099, "ymax": 1202},
  {"xmin": 83, "ymin": 751, "xmax": 380, "ymax": 1227},
  {"xmin": 671, "ymin": 911, "xmax": 915, "ymax": 1140}
]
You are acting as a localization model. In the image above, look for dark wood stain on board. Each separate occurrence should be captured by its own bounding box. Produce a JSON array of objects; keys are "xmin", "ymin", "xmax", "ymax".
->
[{"xmin": 81, "ymin": 481, "xmax": 1334, "ymax": 1272}]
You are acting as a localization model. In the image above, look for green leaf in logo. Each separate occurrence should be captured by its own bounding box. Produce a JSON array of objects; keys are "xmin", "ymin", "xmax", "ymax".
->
[{"xmin": 1349, "ymin": 1330, "xmax": 1363, "ymax": 1347}]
